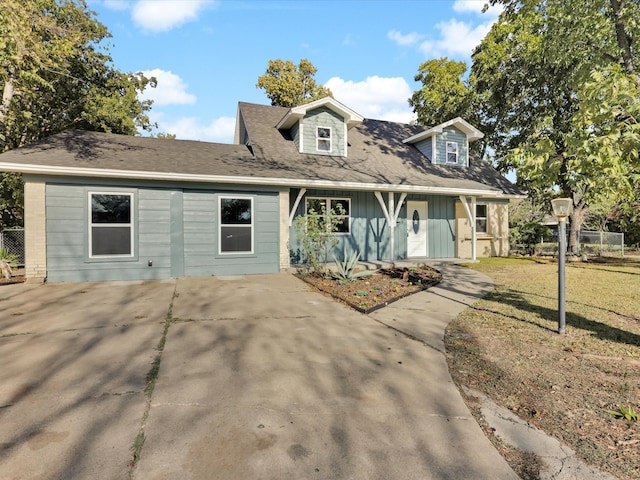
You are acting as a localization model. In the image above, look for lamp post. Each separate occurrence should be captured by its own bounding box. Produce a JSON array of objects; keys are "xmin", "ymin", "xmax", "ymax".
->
[{"xmin": 551, "ymin": 198, "xmax": 572, "ymax": 335}]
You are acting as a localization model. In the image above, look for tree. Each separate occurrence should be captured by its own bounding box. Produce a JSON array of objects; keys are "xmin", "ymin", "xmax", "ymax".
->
[
  {"xmin": 0, "ymin": 0, "xmax": 156, "ymax": 227},
  {"xmin": 256, "ymin": 59, "xmax": 332, "ymax": 107},
  {"xmin": 466, "ymin": 0, "xmax": 640, "ymax": 252}
]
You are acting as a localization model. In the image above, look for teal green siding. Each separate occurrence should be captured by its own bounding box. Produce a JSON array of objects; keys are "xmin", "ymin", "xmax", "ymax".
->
[
  {"xmin": 45, "ymin": 182, "xmax": 280, "ymax": 282},
  {"xmin": 425, "ymin": 195, "xmax": 456, "ymax": 257},
  {"xmin": 434, "ymin": 126, "xmax": 468, "ymax": 166},
  {"xmin": 302, "ymin": 107, "xmax": 345, "ymax": 156},
  {"xmin": 289, "ymin": 190, "xmax": 457, "ymax": 263},
  {"xmin": 415, "ymin": 138, "xmax": 433, "ymax": 162},
  {"xmin": 291, "ymin": 122, "xmax": 300, "ymax": 151}
]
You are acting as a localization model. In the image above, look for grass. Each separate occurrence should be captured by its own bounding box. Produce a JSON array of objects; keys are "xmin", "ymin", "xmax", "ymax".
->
[{"xmin": 445, "ymin": 256, "xmax": 640, "ymax": 480}]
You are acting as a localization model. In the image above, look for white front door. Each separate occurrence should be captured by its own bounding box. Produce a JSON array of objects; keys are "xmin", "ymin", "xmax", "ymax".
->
[{"xmin": 407, "ymin": 201, "xmax": 428, "ymax": 257}]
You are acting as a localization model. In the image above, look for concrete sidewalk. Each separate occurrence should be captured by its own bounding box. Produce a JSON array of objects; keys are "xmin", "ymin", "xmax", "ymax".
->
[{"xmin": 0, "ymin": 266, "xmax": 518, "ymax": 480}]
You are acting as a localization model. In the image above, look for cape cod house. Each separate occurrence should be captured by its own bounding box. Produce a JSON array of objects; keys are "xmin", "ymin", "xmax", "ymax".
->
[{"xmin": 0, "ymin": 97, "xmax": 522, "ymax": 283}]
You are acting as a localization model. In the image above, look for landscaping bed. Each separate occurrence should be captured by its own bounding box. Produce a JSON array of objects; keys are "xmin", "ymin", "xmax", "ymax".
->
[{"xmin": 298, "ymin": 265, "xmax": 442, "ymax": 313}]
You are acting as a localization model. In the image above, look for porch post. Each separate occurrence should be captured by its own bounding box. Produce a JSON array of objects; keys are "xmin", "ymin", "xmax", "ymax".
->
[
  {"xmin": 459, "ymin": 195, "xmax": 477, "ymax": 261},
  {"xmin": 374, "ymin": 191, "xmax": 407, "ymax": 266}
]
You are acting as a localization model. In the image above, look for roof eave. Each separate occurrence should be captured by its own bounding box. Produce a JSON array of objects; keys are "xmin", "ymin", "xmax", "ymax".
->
[
  {"xmin": 275, "ymin": 96, "xmax": 364, "ymax": 131},
  {"xmin": 3, "ymin": 162, "xmax": 522, "ymax": 198},
  {"xmin": 403, "ymin": 117, "xmax": 484, "ymax": 144}
]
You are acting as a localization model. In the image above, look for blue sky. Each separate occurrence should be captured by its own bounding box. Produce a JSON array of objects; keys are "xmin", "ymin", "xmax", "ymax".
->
[{"xmin": 88, "ymin": 0, "xmax": 502, "ymax": 143}]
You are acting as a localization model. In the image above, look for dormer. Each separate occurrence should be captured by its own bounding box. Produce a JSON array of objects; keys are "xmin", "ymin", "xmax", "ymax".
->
[
  {"xmin": 402, "ymin": 117, "xmax": 484, "ymax": 167},
  {"xmin": 276, "ymin": 97, "xmax": 364, "ymax": 157}
]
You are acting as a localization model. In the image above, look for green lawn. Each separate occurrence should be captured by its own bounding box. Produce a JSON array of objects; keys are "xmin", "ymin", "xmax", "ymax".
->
[{"xmin": 446, "ymin": 256, "xmax": 640, "ymax": 480}]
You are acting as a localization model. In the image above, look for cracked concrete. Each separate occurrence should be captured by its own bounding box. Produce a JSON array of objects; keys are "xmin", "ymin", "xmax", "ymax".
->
[{"xmin": 465, "ymin": 387, "xmax": 618, "ymax": 480}]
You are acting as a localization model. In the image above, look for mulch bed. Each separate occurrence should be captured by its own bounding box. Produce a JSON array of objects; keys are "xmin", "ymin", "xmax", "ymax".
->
[
  {"xmin": 0, "ymin": 276, "xmax": 25, "ymax": 286},
  {"xmin": 298, "ymin": 265, "xmax": 442, "ymax": 313}
]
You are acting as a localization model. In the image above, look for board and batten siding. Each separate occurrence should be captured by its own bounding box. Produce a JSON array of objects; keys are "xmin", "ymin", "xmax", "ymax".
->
[
  {"xmin": 301, "ymin": 107, "xmax": 346, "ymax": 156},
  {"xmin": 45, "ymin": 183, "xmax": 280, "ymax": 282},
  {"xmin": 289, "ymin": 190, "xmax": 458, "ymax": 264}
]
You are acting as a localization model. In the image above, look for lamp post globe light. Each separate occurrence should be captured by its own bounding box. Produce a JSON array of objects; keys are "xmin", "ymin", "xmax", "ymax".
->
[{"xmin": 551, "ymin": 198, "xmax": 573, "ymax": 335}]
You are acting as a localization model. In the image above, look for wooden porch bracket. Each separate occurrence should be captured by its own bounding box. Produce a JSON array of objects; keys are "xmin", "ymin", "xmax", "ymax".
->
[
  {"xmin": 375, "ymin": 191, "xmax": 407, "ymax": 265},
  {"xmin": 288, "ymin": 188, "xmax": 307, "ymax": 226}
]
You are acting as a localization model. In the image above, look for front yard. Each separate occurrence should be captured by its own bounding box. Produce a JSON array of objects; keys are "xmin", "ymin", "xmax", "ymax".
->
[{"xmin": 446, "ymin": 257, "xmax": 640, "ymax": 480}]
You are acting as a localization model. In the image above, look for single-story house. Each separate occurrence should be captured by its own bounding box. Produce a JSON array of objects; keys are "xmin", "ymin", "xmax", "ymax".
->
[{"xmin": 0, "ymin": 97, "xmax": 523, "ymax": 283}]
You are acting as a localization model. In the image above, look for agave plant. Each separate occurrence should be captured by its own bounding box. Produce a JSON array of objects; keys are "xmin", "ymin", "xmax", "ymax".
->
[{"xmin": 332, "ymin": 246, "xmax": 374, "ymax": 281}]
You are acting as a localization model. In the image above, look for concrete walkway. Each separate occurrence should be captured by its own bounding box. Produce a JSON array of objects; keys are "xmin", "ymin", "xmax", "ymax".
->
[{"xmin": 0, "ymin": 266, "xmax": 518, "ymax": 479}]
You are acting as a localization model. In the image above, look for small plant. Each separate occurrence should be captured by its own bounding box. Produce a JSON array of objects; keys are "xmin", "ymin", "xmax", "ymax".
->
[
  {"xmin": 0, "ymin": 247, "xmax": 18, "ymax": 280},
  {"xmin": 607, "ymin": 404, "xmax": 638, "ymax": 421},
  {"xmin": 332, "ymin": 246, "xmax": 374, "ymax": 281},
  {"xmin": 293, "ymin": 203, "xmax": 346, "ymax": 275},
  {"xmin": 355, "ymin": 290, "xmax": 368, "ymax": 297}
]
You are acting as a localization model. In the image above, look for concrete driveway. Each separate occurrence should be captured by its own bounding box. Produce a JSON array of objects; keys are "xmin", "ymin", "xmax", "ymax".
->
[{"xmin": 0, "ymin": 268, "xmax": 518, "ymax": 480}]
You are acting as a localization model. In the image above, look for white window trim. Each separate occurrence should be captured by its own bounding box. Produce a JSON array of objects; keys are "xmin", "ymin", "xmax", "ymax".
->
[
  {"xmin": 218, "ymin": 195, "xmax": 254, "ymax": 255},
  {"xmin": 88, "ymin": 191, "xmax": 134, "ymax": 259},
  {"xmin": 305, "ymin": 197, "xmax": 351, "ymax": 235},
  {"xmin": 475, "ymin": 203, "xmax": 488, "ymax": 234},
  {"xmin": 316, "ymin": 126, "xmax": 332, "ymax": 153},
  {"xmin": 446, "ymin": 141, "xmax": 459, "ymax": 164}
]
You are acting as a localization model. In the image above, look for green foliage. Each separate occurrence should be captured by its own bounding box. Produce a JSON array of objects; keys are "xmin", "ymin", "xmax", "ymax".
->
[
  {"xmin": 0, "ymin": 247, "xmax": 18, "ymax": 265},
  {"xmin": 510, "ymin": 221, "xmax": 551, "ymax": 255},
  {"xmin": 462, "ymin": 0, "xmax": 640, "ymax": 251},
  {"xmin": 293, "ymin": 203, "xmax": 345, "ymax": 275},
  {"xmin": 0, "ymin": 171, "xmax": 23, "ymax": 227},
  {"xmin": 410, "ymin": 58, "xmax": 476, "ymax": 124},
  {"xmin": 150, "ymin": 132, "xmax": 177, "ymax": 139},
  {"xmin": 256, "ymin": 58, "xmax": 333, "ymax": 107},
  {"xmin": 0, "ymin": 0, "xmax": 157, "ymax": 228},
  {"xmin": 1, "ymin": 0, "xmax": 156, "ymax": 149},
  {"xmin": 331, "ymin": 246, "xmax": 375, "ymax": 281},
  {"xmin": 607, "ymin": 404, "xmax": 638, "ymax": 422}
]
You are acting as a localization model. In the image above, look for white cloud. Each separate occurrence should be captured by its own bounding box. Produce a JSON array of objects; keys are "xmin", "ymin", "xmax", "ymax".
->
[
  {"xmin": 389, "ymin": 2, "xmax": 501, "ymax": 59},
  {"xmin": 140, "ymin": 69, "xmax": 197, "ymax": 106},
  {"xmin": 131, "ymin": 0, "xmax": 210, "ymax": 33},
  {"xmin": 325, "ymin": 76, "xmax": 415, "ymax": 123},
  {"xmin": 387, "ymin": 29, "xmax": 425, "ymax": 47},
  {"xmin": 419, "ymin": 19, "xmax": 494, "ymax": 58},
  {"xmin": 453, "ymin": 0, "xmax": 502, "ymax": 18},
  {"xmin": 154, "ymin": 116, "xmax": 236, "ymax": 143}
]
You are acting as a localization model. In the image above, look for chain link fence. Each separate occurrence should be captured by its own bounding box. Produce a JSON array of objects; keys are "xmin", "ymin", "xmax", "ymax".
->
[
  {"xmin": 578, "ymin": 230, "xmax": 624, "ymax": 256},
  {"xmin": 0, "ymin": 228, "xmax": 25, "ymax": 266},
  {"xmin": 533, "ymin": 230, "xmax": 625, "ymax": 257}
]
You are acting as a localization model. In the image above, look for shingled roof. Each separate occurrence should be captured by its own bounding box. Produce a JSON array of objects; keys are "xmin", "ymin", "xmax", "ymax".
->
[{"xmin": 0, "ymin": 101, "xmax": 522, "ymax": 197}]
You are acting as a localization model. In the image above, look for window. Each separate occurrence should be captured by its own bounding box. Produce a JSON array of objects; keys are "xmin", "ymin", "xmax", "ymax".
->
[
  {"xmin": 219, "ymin": 196, "xmax": 253, "ymax": 254},
  {"xmin": 306, "ymin": 197, "xmax": 350, "ymax": 234},
  {"xmin": 475, "ymin": 204, "xmax": 488, "ymax": 233},
  {"xmin": 446, "ymin": 142, "xmax": 458, "ymax": 164},
  {"xmin": 317, "ymin": 127, "xmax": 331, "ymax": 152},
  {"xmin": 89, "ymin": 192, "xmax": 133, "ymax": 257}
]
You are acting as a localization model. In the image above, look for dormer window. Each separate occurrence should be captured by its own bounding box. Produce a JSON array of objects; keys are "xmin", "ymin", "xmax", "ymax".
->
[
  {"xmin": 317, "ymin": 127, "xmax": 331, "ymax": 152},
  {"xmin": 446, "ymin": 142, "xmax": 458, "ymax": 164}
]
